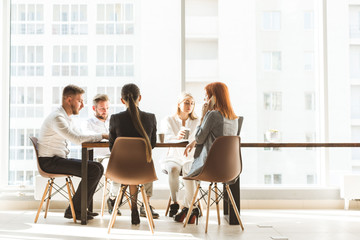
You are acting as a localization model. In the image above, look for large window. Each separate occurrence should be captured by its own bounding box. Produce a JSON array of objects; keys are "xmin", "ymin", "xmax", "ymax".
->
[{"xmin": 4, "ymin": 0, "xmax": 352, "ymax": 189}]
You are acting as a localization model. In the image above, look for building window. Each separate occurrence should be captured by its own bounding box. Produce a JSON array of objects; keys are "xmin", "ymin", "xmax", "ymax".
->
[
  {"xmin": 304, "ymin": 92, "xmax": 315, "ymax": 110},
  {"xmin": 96, "ymin": 45, "xmax": 134, "ymax": 77},
  {"xmin": 52, "ymin": 4, "xmax": 87, "ymax": 35},
  {"xmin": 10, "ymin": 87, "xmax": 43, "ymax": 118},
  {"xmin": 264, "ymin": 92, "xmax": 282, "ymax": 110},
  {"xmin": 264, "ymin": 174, "xmax": 272, "ymax": 184},
  {"xmin": 304, "ymin": 52, "xmax": 314, "ymax": 71},
  {"xmin": 11, "ymin": 4, "xmax": 44, "ymax": 34},
  {"xmin": 307, "ymin": 174, "xmax": 316, "ymax": 184},
  {"xmin": 263, "ymin": 51, "xmax": 281, "ymax": 71},
  {"xmin": 264, "ymin": 174, "xmax": 282, "ymax": 184},
  {"xmin": 262, "ymin": 11, "xmax": 281, "ymax": 30},
  {"xmin": 52, "ymin": 45, "xmax": 88, "ymax": 76},
  {"xmin": 305, "ymin": 132, "xmax": 316, "ymax": 150},
  {"xmin": 304, "ymin": 11, "xmax": 314, "ymax": 30},
  {"xmin": 96, "ymin": 3, "xmax": 134, "ymax": 35},
  {"xmin": 10, "ymin": 46, "xmax": 44, "ymax": 76}
]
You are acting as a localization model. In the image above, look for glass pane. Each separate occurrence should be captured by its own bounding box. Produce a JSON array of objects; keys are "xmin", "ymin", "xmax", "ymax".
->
[
  {"xmin": 97, "ymin": 4, "xmax": 104, "ymax": 21},
  {"xmin": 27, "ymin": 87, "xmax": 34, "ymax": 104},
  {"xmin": 36, "ymin": 5, "xmax": 43, "ymax": 21},
  {"xmin": 125, "ymin": 4, "xmax": 133, "ymax": 21}
]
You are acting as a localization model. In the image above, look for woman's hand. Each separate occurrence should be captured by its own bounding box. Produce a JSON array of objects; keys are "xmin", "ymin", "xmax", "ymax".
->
[
  {"xmin": 184, "ymin": 140, "xmax": 196, "ymax": 157},
  {"xmin": 102, "ymin": 133, "xmax": 109, "ymax": 139},
  {"xmin": 176, "ymin": 128, "xmax": 186, "ymax": 140}
]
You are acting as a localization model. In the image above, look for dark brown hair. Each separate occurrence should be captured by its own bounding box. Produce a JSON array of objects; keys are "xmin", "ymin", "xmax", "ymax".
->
[
  {"xmin": 62, "ymin": 84, "xmax": 85, "ymax": 101},
  {"xmin": 121, "ymin": 83, "xmax": 152, "ymax": 163}
]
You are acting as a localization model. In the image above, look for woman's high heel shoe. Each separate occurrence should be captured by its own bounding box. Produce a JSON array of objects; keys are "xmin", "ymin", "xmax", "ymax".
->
[
  {"xmin": 131, "ymin": 209, "xmax": 140, "ymax": 225},
  {"xmin": 187, "ymin": 207, "xmax": 199, "ymax": 225},
  {"xmin": 174, "ymin": 207, "xmax": 188, "ymax": 222}
]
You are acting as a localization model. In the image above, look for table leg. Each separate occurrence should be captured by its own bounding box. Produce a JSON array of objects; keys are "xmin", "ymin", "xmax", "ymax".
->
[
  {"xmin": 81, "ymin": 148, "xmax": 88, "ymax": 225},
  {"xmin": 88, "ymin": 150, "xmax": 94, "ymax": 213},
  {"xmin": 224, "ymin": 177, "xmax": 240, "ymax": 225}
]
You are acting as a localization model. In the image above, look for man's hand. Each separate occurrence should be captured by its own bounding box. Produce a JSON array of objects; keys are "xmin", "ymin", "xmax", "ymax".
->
[
  {"xmin": 184, "ymin": 140, "xmax": 196, "ymax": 157},
  {"xmin": 102, "ymin": 133, "xmax": 109, "ymax": 139}
]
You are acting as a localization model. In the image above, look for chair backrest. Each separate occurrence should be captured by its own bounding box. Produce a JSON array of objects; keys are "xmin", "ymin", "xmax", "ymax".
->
[
  {"xmin": 29, "ymin": 136, "xmax": 66, "ymax": 178},
  {"xmin": 237, "ymin": 116, "xmax": 244, "ymax": 136},
  {"xmin": 105, "ymin": 137, "xmax": 158, "ymax": 185},
  {"xmin": 193, "ymin": 136, "xmax": 242, "ymax": 183}
]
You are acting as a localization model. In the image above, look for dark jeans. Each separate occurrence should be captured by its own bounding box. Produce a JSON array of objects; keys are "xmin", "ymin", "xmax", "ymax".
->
[{"xmin": 38, "ymin": 156, "xmax": 104, "ymax": 213}]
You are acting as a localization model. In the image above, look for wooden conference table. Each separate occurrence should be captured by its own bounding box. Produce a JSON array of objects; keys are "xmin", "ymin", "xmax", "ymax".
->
[{"xmin": 81, "ymin": 141, "xmax": 360, "ymax": 225}]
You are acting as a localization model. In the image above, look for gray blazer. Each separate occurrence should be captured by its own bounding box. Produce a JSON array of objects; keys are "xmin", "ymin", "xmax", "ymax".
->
[{"xmin": 187, "ymin": 110, "xmax": 239, "ymax": 177}]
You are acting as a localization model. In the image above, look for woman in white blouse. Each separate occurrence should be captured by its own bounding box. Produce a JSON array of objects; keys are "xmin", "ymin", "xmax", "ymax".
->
[{"xmin": 161, "ymin": 93, "xmax": 199, "ymax": 220}]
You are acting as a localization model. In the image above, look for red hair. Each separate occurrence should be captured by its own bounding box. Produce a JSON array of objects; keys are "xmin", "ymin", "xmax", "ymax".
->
[{"xmin": 205, "ymin": 82, "xmax": 237, "ymax": 120}]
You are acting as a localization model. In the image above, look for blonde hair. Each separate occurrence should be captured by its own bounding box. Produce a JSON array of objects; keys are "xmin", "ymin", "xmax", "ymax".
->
[
  {"xmin": 175, "ymin": 92, "xmax": 198, "ymax": 120},
  {"xmin": 93, "ymin": 94, "xmax": 109, "ymax": 106}
]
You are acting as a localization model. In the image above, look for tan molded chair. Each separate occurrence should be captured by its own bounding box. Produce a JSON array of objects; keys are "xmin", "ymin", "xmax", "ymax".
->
[
  {"xmin": 102, "ymin": 137, "xmax": 158, "ymax": 234},
  {"xmin": 29, "ymin": 137, "xmax": 76, "ymax": 223},
  {"xmin": 183, "ymin": 136, "xmax": 244, "ymax": 233}
]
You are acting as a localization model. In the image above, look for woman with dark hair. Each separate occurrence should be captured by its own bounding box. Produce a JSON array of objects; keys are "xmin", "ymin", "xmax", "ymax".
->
[
  {"xmin": 108, "ymin": 83, "xmax": 158, "ymax": 225},
  {"xmin": 174, "ymin": 82, "xmax": 239, "ymax": 224}
]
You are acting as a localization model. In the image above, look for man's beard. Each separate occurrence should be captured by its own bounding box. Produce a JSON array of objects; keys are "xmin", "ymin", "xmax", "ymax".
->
[
  {"xmin": 96, "ymin": 113, "xmax": 107, "ymax": 120},
  {"xmin": 71, "ymin": 105, "xmax": 79, "ymax": 115}
]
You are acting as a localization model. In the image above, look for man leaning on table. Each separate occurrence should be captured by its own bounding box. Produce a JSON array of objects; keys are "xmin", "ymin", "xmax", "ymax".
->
[
  {"xmin": 85, "ymin": 93, "xmax": 121, "ymax": 216},
  {"xmin": 37, "ymin": 84, "xmax": 108, "ymax": 221}
]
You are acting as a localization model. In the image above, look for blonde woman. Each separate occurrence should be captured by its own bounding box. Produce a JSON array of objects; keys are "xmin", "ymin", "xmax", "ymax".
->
[{"xmin": 161, "ymin": 93, "xmax": 199, "ymax": 219}]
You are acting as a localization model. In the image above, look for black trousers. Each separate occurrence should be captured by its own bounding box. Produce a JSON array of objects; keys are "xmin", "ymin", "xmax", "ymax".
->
[{"xmin": 38, "ymin": 156, "xmax": 104, "ymax": 213}]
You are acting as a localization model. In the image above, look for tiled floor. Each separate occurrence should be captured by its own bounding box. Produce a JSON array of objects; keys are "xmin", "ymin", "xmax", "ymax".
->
[{"xmin": 0, "ymin": 209, "xmax": 360, "ymax": 240}]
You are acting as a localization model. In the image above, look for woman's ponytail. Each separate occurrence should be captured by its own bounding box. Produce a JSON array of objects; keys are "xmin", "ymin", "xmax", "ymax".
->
[{"xmin": 122, "ymin": 84, "xmax": 152, "ymax": 163}]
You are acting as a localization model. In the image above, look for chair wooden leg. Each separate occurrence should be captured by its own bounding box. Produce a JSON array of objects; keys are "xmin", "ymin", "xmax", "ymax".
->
[
  {"xmin": 225, "ymin": 185, "xmax": 244, "ymax": 230},
  {"xmin": 101, "ymin": 177, "xmax": 108, "ymax": 216},
  {"xmin": 183, "ymin": 183, "xmax": 200, "ymax": 228},
  {"xmin": 69, "ymin": 177, "xmax": 75, "ymax": 196},
  {"xmin": 205, "ymin": 183, "xmax": 212, "ymax": 233},
  {"xmin": 214, "ymin": 183, "xmax": 221, "ymax": 225},
  {"xmin": 108, "ymin": 186, "xmax": 124, "ymax": 233},
  {"xmin": 44, "ymin": 179, "xmax": 54, "ymax": 219},
  {"xmin": 165, "ymin": 195, "xmax": 171, "ymax": 216},
  {"xmin": 140, "ymin": 185, "xmax": 154, "ymax": 234},
  {"xmin": 34, "ymin": 180, "xmax": 50, "ymax": 223},
  {"xmin": 66, "ymin": 178, "xmax": 76, "ymax": 223},
  {"xmin": 197, "ymin": 197, "xmax": 203, "ymax": 217}
]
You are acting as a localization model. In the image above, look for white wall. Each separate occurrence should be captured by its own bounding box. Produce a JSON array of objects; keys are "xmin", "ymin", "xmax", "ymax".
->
[
  {"xmin": 0, "ymin": 0, "xmax": 10, "ymax": 188},
  {"xmin": 327, "ymin": 0, "xmax": 352, "ymax": 185}
]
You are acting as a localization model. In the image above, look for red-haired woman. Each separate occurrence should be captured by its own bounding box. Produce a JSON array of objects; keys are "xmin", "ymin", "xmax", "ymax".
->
[{"xmin": 174, "ymin": 82, "xmax": 239, "ymax": 224}]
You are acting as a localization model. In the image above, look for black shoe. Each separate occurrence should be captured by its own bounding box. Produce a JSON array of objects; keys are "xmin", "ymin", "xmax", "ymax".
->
[
  {"xmin": 64, "ymin": 209, "xmax": 93, "ymax": 221},
  {"xmin": 188, "ymin": 207, "xmax": 199, "ymax": 225},
  {"xmin": 174, "ymin": 207, "xmax": 188, "ymax": 222},
  {"xmin": 131, "ymin": 209, "xmax": 140, "ymax": 225},
  {"xmin": 140, "ymin": 204, "xmax": 159, "ymax": 219},
  {"xmin": 169, "ymin": 203, "xmax": 179, "ymax": 217},
  {"xmin": 107, "ymin": 198, "xmax": 122, "ymax": 216},
  {"xmin": 87, "ymin": 211, "xmax": 99, "ymax": 217}
]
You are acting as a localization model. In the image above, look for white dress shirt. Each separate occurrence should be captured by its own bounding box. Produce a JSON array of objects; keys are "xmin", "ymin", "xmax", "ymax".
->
[
  {"xmin": 85, "ymin": 115, "xmax": 110, "ymax": 157},
  {"xmin": 160, "ymin": 115, "xmax": 200, "ymax": 168},
  {"xmin": 38, "ymin": 106, "xmax": 102, "ymax": 158}
]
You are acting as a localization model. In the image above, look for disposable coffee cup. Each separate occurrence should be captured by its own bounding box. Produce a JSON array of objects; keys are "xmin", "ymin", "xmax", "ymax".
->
[
  {"xmin": 158, "ymin": 133, "xmax": 165, "ymax": 143},
  {"xmin": 182, "ymin": 127, "xmax": 190, "ymax": 140}
]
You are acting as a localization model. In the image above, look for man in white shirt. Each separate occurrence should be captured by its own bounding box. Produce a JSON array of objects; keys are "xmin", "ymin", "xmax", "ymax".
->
[
  {"xmin": 86, "ymin": 94, "xmax": 121, "ymax": 216},
  {"xmin": 38, "ymin": 85, "xmax": 108, "ymax": 221}
]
